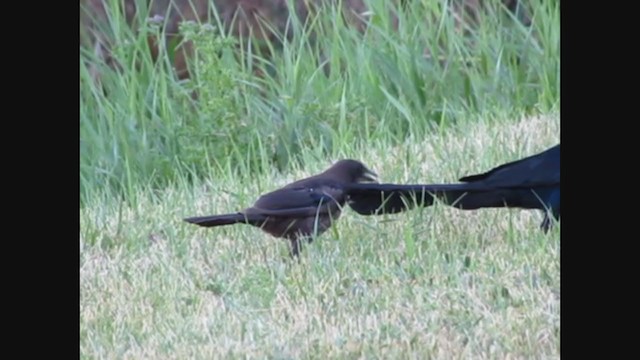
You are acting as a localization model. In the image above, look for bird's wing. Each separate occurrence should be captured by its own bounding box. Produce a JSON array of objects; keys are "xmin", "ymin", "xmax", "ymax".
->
[
  {"xmin": 459, "ymin": 144, "xmax": 560, "ymax": 188},
  {"xmin": 248, "ymin": 183, "xmax": 346, "ymax": 217}
]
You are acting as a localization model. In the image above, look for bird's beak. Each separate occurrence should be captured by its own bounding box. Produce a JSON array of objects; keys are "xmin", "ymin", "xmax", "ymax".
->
[{"xmin": 361, "ymin": 168, "xmax": 378, "ymax": 183}]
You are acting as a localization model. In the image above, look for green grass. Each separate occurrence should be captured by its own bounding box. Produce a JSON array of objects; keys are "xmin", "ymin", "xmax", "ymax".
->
[
  {"xmin": 80, "ymin": 113, "xmax": 560, "ymax": 358},
  {"xmin": 80, "ymin": 0, "xmax": 559, "ymax": 203},
  {"xmin": 80, "ymin": 0, "xmax": 559, "ymax": 357}
]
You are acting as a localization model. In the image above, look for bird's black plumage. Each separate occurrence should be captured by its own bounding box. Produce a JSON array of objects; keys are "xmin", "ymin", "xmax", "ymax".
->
[{"xmin": 346, "ymin": 144, "xmax": 561, "ymax": 231}]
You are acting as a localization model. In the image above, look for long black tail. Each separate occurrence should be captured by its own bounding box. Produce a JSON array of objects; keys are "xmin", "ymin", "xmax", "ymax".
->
[
  {"xmin": 184, "ymin": 213, "xmax": 265, "ymax": 227},
  {"xmin": 345, "ymin": 183, "xmax": 438, "ymax": 215},
  {"xmin": 345, "ymin": 183, "xmax": 556, "ymax": 215}
]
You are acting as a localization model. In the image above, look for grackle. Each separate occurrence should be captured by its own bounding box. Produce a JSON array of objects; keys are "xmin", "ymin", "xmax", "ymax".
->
[
  {"xmin": 346, "ymin": 144, "xmax": 561, "ymax": 231},
  {"xmin": 184, "ymin": 159, "xmax": 378, "ymax": 257}
]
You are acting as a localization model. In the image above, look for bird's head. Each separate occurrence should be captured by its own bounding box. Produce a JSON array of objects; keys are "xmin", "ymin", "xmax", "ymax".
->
[{"xmin": 329, "ymin": 159, "xmax": 378, "ymax": 183}]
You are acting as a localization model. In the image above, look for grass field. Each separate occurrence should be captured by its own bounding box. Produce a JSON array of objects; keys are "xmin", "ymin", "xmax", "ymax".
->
[{"xmin": 80, "ymin": 0, "xmax": 560, "ymax": 358}]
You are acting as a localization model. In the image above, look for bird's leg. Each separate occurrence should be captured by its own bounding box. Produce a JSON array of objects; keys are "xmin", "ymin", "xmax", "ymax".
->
[
  {"xmin": 289, "ymin": 238, "xmax": 302, "ymax": 258},
  {"xmin": 288, "ymin": 235, "xmax": 316, "ymax": 259},
  {"xmin": 540, "ymin": 207, "xmax": 560, "ymax": 233},
  {"xmin": 540, "ymin": 213, "xmax": 552, "ymax": 233}
]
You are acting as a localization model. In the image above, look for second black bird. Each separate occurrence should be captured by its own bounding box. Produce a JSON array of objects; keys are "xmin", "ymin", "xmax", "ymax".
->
[{"xmin": 346, "ymin": 144, "xmax": 561, "ymax": 231}]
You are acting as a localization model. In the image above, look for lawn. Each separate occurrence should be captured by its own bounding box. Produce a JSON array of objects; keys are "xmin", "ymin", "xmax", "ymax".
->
[{"xmin": 80, "ymin": 0, "xmax": 560, "ymax": 358}]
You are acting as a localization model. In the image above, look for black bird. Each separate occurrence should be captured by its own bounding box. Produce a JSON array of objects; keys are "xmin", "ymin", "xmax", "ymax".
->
[
  {"xmin": 346, "ymin": 144, "xmax": 560, "ymax": 231},
  {"xmin": 184, "ymin": 159, "xmax": 378, "ymax": 257}
]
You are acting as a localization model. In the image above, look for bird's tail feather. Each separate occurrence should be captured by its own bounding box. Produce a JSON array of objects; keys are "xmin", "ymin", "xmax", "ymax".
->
[
  {"xmin": 183, "ymin": 213, "xmax": 265, "ymax": 227},
  {"xmin": 346, "ymin": 183, "xmax": 524, "ymax": 215}
]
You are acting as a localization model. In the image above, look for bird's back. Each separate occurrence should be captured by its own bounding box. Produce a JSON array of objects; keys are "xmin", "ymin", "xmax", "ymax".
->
[{"xmin": 459, "ymin": 144, "xmax": 560, "ymax": 189}]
